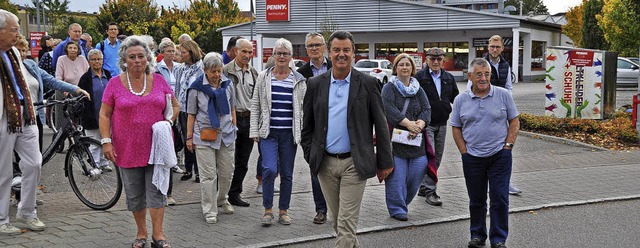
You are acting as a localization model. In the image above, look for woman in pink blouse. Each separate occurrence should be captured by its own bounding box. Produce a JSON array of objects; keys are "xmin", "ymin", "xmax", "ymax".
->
[
  {"xmin": 55, "ymin": 41, "xmax": 89, "ymax": 85},
  {"xmin": 99, "ymin": 36, "xmax": 179, "ymax": 248}
]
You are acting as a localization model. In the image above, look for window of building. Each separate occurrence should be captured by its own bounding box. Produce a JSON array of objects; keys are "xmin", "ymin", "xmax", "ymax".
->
[
  {"xmin": 531, "ymin": 41, "xmax": 546, "ymax": 70},
  {"xmin": 355, "ymin": 43, "xmax": 369, "ymax": 61},
  {"xmin": 424, "ymin": 42, "xmax": 469, "ymax": 71},
  {"xmin": 375, "ymin": 42, "xmax": 417, "ymax": 62}
]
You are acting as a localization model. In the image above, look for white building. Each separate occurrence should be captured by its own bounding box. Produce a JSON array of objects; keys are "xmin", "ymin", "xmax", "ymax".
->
[{"xmin": 219, "ymin": 0, "xmax": 566, "ymax": 81}]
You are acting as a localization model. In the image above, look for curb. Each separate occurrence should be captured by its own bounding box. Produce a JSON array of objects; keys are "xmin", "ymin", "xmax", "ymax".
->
[
  {"xmin": 254, "ymin": 194, "xmax": 640, "ymax": 248},
  {"xmin": 518, "ymin": 131, "xmax": 608, "ymax": 151}
]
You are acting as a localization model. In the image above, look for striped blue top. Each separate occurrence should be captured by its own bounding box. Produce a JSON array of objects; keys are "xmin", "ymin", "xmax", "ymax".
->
[{"xmin": 270, "ymin": 73, "xmax": 295, "ymax": 130}]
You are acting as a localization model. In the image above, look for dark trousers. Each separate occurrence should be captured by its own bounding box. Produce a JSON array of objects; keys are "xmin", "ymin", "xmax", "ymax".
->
[
  {"xmin": 229, "ymin": 115, "xmax": 253, "ymax": 197},
  {"xmin": 178, "ymin": 112, "xmax": 198, "ymax": 175},
  {"xmin": 462, "ymin": 149, "xmax": 512, "ymax": 244},
  {"xmin": 311, "ymin": 173, "xmax": 327, "ymax": 213}
]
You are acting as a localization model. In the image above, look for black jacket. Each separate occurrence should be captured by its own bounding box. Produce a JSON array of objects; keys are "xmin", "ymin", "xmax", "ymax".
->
[
  {"xmin": 484, "ymin": 54, "xmax": 510, "ymax": 88},
  {"xmin": 77, "ymin": 68, "xmax": 111, "ymax": 130},
  {"xmin": 297, "ymin": 58, "xmax": 332, "ymax": 79},
  {"xmin": 415, "ymin": 68, "xmax": 459, "ymax": 126}
]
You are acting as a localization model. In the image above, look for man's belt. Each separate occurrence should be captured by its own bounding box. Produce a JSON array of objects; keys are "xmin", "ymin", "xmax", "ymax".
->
[{"xmin": 324, "ymin": 151, "xmax": 351, "ymax": 159}]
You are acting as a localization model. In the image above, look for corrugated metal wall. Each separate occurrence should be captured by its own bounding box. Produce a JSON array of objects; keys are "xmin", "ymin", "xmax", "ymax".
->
[{"xmin": 255, "ymin": 0, "xmax": 520, "ymax": 35}]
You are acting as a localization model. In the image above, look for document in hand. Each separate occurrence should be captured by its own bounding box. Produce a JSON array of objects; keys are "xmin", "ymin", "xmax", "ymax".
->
[{"xmin": 391, "ymin": 128, "xmax": 422, "ymax": 147}]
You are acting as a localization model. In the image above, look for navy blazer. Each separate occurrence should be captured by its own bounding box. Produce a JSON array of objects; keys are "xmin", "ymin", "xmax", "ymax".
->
[
  {"xmin": 22, "ymin": 59, "xmax": 78, "ymax": 124},
  {"xmin": 301, "ymin": 68, "xmax": 393, "ymax": 180},
  {"xmin": 415, "ymin": 68, "xmax": 459, "ymax": 126}
]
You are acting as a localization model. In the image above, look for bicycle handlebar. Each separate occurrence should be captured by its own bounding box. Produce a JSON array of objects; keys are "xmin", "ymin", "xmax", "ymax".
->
[{"xmin": 34, "ymin": 95, "xmax": 87, "ymax": 108}]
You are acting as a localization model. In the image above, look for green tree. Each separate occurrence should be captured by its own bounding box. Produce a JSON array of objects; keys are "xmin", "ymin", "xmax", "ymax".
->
[
  {"xmin": 581, "ymin": 0, "xmax": 608, "ymax": 50},
  {"xmin": 95, "ymin": 0, "xmax": 161, "ymax": 40},
  {"xmin": 31, "ymin": 0, "xmax": 70, "ymax": 35},
  {"xmin": 562, "ymin": 0, "xmax": 585, "ymax": 47},
  {"xmin": 597, "ymin": 0, "xmax": 640, "ymax": 56},
  {"xmin": 0, "ymin": 0, "xmax": 18, "ymax": 14},
  {"xmin": 177, "ymin": 0, "xmax": 248, "ymax": 53},
  {"xmin": 505, "ymin": 0, "xmax": 548, "ymax": 15}
]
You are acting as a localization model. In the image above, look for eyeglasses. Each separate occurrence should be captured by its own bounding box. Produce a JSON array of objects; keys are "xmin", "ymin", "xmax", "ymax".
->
[
  {"xmin": 489, "ymin": 45, "xmax": 503, "ymax": 49},
  {"xmin": 331, "ymin": 48, "xmax": 352, "ymax": 54},
  {"xmin": 275, "ymin": 52, "xmax": 291, "ymax": 57},
  {"xmin": 473, "ymin": 72, "xmax": 492, "ymax": 79},
  {"xmin": 306, "ymin": 43, "xmax": 324, "ymax": 49},
  {"xmin": 89, "ymin": 58, "xmax": 103, "ymax": 62},
  {"xmin": 428, "ymin": 57, "xmax": 443, "ymax": 62}
]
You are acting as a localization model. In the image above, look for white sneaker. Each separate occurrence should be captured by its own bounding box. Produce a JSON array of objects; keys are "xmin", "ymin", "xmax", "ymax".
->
[
  {"xmin": 172, "ymin": 166, "xmax": 185, "ymax": 174},
  {"xmin": 167, "ymin": 196, "xmax": 176, "ymax": 206},
  {"xmin": 16, "ymin": 216, "xmax": 45, "ymax": 231},
  {"xmin": 274, "ymin": 185, "xmax": 280, "ymax": 193},
  {"xmin": 0, "ymin": 223, "xmax": 22, "ymax": 235},
  {"xmin": 205, "ymin": 215, "xmax": 217, "ymax": 224},
  {"xmin": 221, "ymin": 203, "xmax": 234, "ymax": 214},
  {"xmin": 256, "ymin": 184, "xmax": 263, "ymax": 194}
]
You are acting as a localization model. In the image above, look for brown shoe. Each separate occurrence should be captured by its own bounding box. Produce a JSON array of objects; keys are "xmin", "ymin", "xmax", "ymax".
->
[{"xmin": 313, "ymin": 212, "xmax": 326, "ymax": 224}]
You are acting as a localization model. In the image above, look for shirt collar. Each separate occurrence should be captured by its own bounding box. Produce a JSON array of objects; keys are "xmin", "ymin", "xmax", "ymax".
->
[
  {"xmin": 331, "ymin": 70, "xmax": 352, "ymax": 84},
  {"xmin": 467, "ymin": 84, "xmax": 495, "ymax": 98},
  {"xmin": 91, "ymin": 69, "xmax": 107, "ymax": 79},
  {"xmin": 310, "ymin": 58, "xmax": 327, "ymax": 70},
  {"xmin": 234, "ymin": 60, "xmax": 248, "ymax": 72},
  {"xmin": 429, "ymin": 68, "xmax": 441, "ymax": 78}
]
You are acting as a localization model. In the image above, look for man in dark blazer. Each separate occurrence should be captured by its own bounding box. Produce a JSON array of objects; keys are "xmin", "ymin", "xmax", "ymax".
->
[
  {"xmin": 296, "ymin": 32, "xmax": 332, "ymax": 225},
  {"xmin": 301, "ymin": 30, "xmax": 394, "ymax": 248}
]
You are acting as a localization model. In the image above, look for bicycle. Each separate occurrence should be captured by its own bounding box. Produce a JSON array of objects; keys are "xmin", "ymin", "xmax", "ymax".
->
[{"xmin": 34, "ymin": 95, "xmax": 122, "ymax": 210}]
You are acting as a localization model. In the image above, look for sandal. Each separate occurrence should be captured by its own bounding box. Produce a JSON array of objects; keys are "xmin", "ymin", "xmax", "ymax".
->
[
  {"xmin": 261, "ymin": 212, "xmax": 274, "ymax": 226},
  {"xmin": 152, "ymin": 238, "xmax": 171, "ymax": 248},
  {"xmin": 132, "ymin": 238, "xmax": 146, "ymax": 248},
  {"xmin": 279, "ymin": 213, "xmax": 292, "ymax": 225}
]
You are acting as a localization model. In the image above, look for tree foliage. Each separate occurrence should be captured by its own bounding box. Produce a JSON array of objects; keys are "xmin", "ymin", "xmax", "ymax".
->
[
  {"xmin": 597, "ymin": 0, "xmax": 640, "ymax": 56},
  {"xmin": 505, "ymin": 0, "xmax": 548, "ymax": 15},
  {"xmin": 95, "ymin": 0, "xmax": 161, "ymax": 40},
  {"xmin": 0, "ymin": 0, "xmax": 18, "ymax": 14},
  {"xmin": 581, "ymin": 0, "xmax": 608, "ymax": 50},
  {"xmin": 30, "ymin": 0, "xmax": 70, "ymax": 35},
  {"xmin": 562, "ymin": 0, "xmax": 585, "ymax": 47},
  {"xmin": 189, "ymin": 0, "xmax": 249, "ymax": 53}
]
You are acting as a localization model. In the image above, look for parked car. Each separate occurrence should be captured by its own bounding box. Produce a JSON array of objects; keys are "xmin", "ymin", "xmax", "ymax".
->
[
  {"xmin": 617, "ymin": 57, "xmax": 639, "ymax": 87},
  {"xmin": 293, "ymin": 59, "xmax": 306, "ymax": 69},
  {"xmin": 626, "ymin": 57, "xmax": 639, "ymax": 64},
  {"xmin": 354, "ymin": 59, "xmax": 393, "ymax": 86}
]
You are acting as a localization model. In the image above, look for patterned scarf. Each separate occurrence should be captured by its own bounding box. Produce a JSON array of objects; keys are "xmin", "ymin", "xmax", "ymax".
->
[
  {"xmin": 1, "ymin": 48, "xmax": 35, "ymax": 133},
  {"xmin": 392, "ymin": 76, "xmax": 420, "ymax": 97}
]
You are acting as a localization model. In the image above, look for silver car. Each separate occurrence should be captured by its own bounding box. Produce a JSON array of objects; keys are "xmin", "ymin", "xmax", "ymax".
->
[
  {"xmin": 354, "ymin": 59, "xmax": 393, "ymax": 85},
  {"xmin": 617, "ymin": 57, "xmax": 639, "ymax": 87}
]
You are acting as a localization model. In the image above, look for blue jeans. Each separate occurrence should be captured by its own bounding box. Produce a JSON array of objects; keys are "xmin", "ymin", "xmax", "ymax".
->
[
  {"xmin": 311, "ymin": 173, "xmax": 327, "ymax": 213},
  {"xmin": 462, "ymin": 149, "xmax": 512, "ymax": 244},
  {"xmin": 385, "ymin": 155, "xmax": 427, "ymax": 217},
  {"xmin": 259, "ymin": 129, "xmax": 296, "ymax": 210}
]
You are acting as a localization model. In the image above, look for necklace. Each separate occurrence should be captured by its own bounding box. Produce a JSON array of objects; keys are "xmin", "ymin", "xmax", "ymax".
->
[{"xmin": 127, "ymin": 71, "xmax": 147, "ymax": 96}]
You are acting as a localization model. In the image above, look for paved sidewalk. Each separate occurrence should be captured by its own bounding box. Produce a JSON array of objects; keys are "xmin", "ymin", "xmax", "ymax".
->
[{"xmin": 3, "ymin": 130, "xmax": 640, "ymax": 247}]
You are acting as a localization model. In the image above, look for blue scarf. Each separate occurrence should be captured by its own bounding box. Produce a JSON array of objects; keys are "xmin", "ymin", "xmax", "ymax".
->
[
  {"xmin": 392, "ymin": 76, "xmax": 420, "ymax": 97},
  {"xmin": 187, "ymin": 75, "xmax": 230, "ymax": 128}
]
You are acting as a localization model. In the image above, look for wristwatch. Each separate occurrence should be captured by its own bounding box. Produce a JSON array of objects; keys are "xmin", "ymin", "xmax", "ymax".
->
[
  {"xmin": 504, "ymin": 143, "xmax": 514, "ymax": 149},
  {"xmin": 101, "ymin": 138, "xmax": 112, "ymax": 145}
]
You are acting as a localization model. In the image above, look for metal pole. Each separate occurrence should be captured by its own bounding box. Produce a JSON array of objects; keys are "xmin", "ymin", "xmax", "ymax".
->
[
  {"xmin": 250, "ymin": 0, "xmax": 254, "ymax": 67},
  {"xmin": 36, "ymin": 0, "xmax": 41, "ymax": 32}
]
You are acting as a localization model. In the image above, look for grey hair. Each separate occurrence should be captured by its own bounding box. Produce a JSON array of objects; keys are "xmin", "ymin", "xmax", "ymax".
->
[
  {"xmin": 0, "ymin": 9, "xmax": 18, "ymax": 29},
  {"xmin": 87, "ymin": 49, "xmax": 103, "ymax": 59},
  {"xmin": 178, "ymin": 33, "xmax": 192, "ymax": 43},
  {"xmin": 118, "ymin": 35, "xmax": 155, "ymax": 74},
  {"xmin": 158, "ymin": 40, "xmax": 175, "ymax": 53},
  {"xmin": 273, "ymin": 38, "xmax": 293, "ymax": 55},
  {"xmin": 68, "ymin": 23, "xmax": 81, "ymax": 31},
  {"xmin": 81, "ymin": 33, "xmax": 92, "ymax": 41},
  {"xmin": 235, "ymin": 38, "xmax": 252, "ymax": 48},
  {"xmin": 305, "ymin": 32, "xmax": 324, "ymax": 44},
  {"xmin": 202, "ymin": 52, "xmax": 224, "ymax": 70},
  {"xmin": 468, "ymin": 58, "xmax": 490, "ymax": 73}
]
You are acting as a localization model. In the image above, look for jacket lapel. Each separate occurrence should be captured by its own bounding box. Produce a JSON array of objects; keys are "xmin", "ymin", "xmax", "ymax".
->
[
  {"xmin": 319, "ymin": 72, "xmax": 330, "ymax": 124},
  {"xmin": 347, "ymin": 69, "xmax": 360, "ymax": 118}
]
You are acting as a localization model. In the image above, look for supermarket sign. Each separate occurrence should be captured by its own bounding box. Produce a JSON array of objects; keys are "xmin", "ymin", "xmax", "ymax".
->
[{"xmin": 266, "ymin": 0, "xmax": 289, "ymax": 21}]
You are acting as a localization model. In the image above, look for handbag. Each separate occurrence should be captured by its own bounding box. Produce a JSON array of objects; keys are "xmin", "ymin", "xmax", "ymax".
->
[{"xmin": 197, "ymin": 121, "xmax": 219, "ymax": 141}]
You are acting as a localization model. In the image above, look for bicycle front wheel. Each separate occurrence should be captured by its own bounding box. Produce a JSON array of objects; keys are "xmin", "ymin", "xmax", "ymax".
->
[{"xmin": 65, "ymin": 138, "xmax": 122, "ymax": 210}]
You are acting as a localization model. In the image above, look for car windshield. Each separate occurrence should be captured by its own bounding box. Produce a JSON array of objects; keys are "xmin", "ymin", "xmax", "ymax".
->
[{"xmin": 355, "ymin": 61, "xmax": 379, "ymax": 68}]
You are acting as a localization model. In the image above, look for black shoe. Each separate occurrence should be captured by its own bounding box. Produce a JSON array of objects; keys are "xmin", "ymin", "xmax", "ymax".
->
[
  {"xmin": 391, "ymin": 214, "xmax": 408, "ymax": 221},
  {"xmin": 194, "ymin": 174, "xmax": 200, "ymax": 183},
  {"xmin": 228, "ymin": 196, "xmax": 250, "ymax": 207},
  {"xmin": 180, "ymin": 172, "xmax": 192, "ymax": 181},
  {"xmin": 468, "ymin": 238, "xmax": 486, "ymax": 248},
  {"xmin": 313, "ymin": 212, "xmax": 326, "ymax": 224},
  {"xmin": 491, "ymin": 243, "xmax": 507, "ymax": 248},
  {"xmin": 425, "ymin": 192, "xmax": 442, "ymax": 206},
  {"xmin": 417, "ymin": 187, "xmax": 427, "ymax": 197}
]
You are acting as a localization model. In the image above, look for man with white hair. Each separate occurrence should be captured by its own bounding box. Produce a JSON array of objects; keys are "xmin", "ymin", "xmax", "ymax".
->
[
  {"xmin": 0, "ymin": 9, "xmax": 46, "ymax": 235},
  {"xmin": 81, "ymin": 33, "xmax": 92, "ymax": 49},
  {"xmin": 178, "ymin": 33, "xmax": 192, "ymax": 44}
]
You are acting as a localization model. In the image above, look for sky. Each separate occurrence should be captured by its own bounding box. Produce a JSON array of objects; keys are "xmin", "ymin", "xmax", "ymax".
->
[{"xmin": 11, "ymin": 0, "xmax": 579, "ymax": 15}]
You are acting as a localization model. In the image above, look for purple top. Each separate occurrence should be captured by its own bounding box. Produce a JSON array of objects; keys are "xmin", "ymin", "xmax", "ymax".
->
[{"xmin": 102, "ymin": 73, "xmax": 174, "ymax": 168}]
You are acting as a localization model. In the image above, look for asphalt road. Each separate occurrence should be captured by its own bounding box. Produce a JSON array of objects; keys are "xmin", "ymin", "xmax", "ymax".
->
[{"xmin": 283, "ymin": 199, "xmax": 640, "ymax": 248}]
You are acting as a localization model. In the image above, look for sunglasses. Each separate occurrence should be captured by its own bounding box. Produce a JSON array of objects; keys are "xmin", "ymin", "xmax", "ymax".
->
[{"xmin": 428, "ymin": 57, "xmax": 443, "ymax": 62}]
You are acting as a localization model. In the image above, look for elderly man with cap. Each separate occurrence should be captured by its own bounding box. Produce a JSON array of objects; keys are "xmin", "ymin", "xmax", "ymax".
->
[{"xmin": 415, "ymin": 47, "xmax": 459, "ymax": 206}]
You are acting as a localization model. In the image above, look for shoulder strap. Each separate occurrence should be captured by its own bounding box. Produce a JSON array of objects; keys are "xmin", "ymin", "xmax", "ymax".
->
[
  {"xmin": 100, "ymin": 41, "xmax": 105, "ymax": 53},
  {"xmin": 401, "ymin": 98, "xmax": 410, "ymax": 115}
]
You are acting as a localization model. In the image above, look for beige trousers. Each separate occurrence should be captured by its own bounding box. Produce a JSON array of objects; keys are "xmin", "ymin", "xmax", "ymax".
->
[
  {"xmin": 195, "ymin": 143, "xmax": 235, "ymax": 218},
  {"xmin": 317, "ymin": 155, "xmax": 367, "ymax": 248}
]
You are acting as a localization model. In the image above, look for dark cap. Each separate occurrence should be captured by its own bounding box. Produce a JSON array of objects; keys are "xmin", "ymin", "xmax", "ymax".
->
[{"xmin": 425, "ymin": 47, "xmax": 445, "ymax": 56}]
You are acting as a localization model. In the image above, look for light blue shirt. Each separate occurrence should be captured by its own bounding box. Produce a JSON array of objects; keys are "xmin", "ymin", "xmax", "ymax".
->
[
  {"xmin": 449, "ymin": 85, "xmax": 519, "ymax": 157},
  {"xmin": 310, "ymin": 58, "xmax": 328, "ymax": 77},
  {"xmin": 96, "ymin": 38, "xmax": 121, "ymax": 76},
  {"xmin": 1, "ymin": 51, "xmax": 24, "ymax": 100},
  {"xmin": 325, "ymin": 71, "xmax": 352, "ymax": 154},
  {"xmin": 429, "ymin": 68, "xmax": 442, "ymax": 98}
]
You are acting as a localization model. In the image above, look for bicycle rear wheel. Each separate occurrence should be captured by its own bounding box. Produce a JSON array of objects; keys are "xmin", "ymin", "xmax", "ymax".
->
[{"xmin": 65, "ymin": 138, "xmax": 122, "ymax": 210}]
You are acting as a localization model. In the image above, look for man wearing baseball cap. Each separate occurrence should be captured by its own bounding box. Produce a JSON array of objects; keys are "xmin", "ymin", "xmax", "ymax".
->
[{"xmin": 415, "ymin": 47, "xmax": 459, "ymax": 206}]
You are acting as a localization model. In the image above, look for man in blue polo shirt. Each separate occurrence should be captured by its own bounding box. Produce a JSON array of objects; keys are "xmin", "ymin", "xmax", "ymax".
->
[
  {"xmin": 95, "ymin": 22, "xmax": 121, "ymax": 76},
  {"xmin": 451, "ymin": 58, "xmax": 519, "ymax": 248}
]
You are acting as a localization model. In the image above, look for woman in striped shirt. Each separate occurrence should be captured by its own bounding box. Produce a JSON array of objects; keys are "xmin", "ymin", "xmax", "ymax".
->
[{"xmin": 250, "ymin": 38, "xmax": 307, "ymax": 226}]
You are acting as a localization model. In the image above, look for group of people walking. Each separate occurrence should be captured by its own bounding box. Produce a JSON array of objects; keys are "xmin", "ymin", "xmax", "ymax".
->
[{"xmin": 1, "ymin": 8, "xmax": 521, "ymax": 248}]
